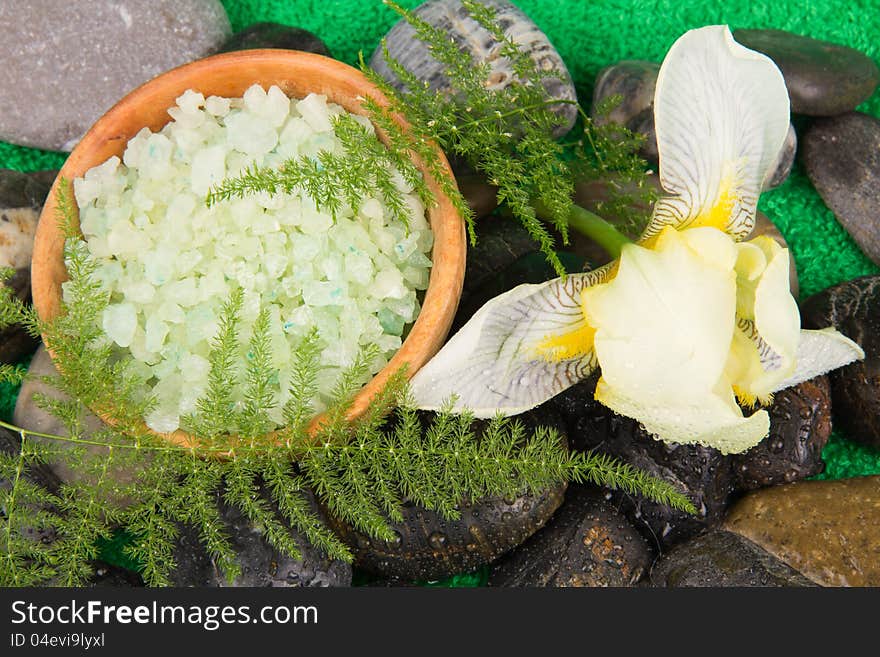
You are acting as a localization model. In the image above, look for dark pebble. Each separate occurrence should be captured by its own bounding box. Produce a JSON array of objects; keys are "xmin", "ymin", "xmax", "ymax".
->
[
  {"xmin": 650, "ymin": 530, "xmax": 816, "ymax": 587},
  {"xmin": 548, "ymin": 375, "xmax": 735, "ymax": 550},
  {"xmin": 172, "ymin": 488, "xmax": 352, "ymax": 587},
  {"xmin": 802, "ymin": 112, "xmax": 880, "ymax": 266},
  {"xmin": 489, "ymin": 485, "xmax": 653, "ymax": 586},
  {"xmin": 734, "ymin": 29, "xmax": 880, "ymax": 116},
  {"xmin": 219, "ymin": 22, "xmax": 331, "ymax": 57},
  {"xmin": 731, "ymin": 377, "xmax": 831, "ymax": 490},
  {"xmin": 0, "ymin": 169, "xmax": 54, "ymax": 365},
  {"xmin": 329, "ymin": 483, "xmax": 565, "ymax": 583},
  {"xmin": 764, "ymin": 123, "xmax": 797, "ymax": 190},
  {"xmin": 800, "ymin": 275, "xmax": 880, "ymax": 449},
  {"xmin": 590, "ymin": 60, "xmax": 660, "ymax": 165}
]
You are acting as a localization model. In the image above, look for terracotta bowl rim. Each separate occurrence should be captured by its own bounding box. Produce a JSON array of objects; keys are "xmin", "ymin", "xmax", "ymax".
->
[{"xmin": 31, "ymin": 49, "xmax": 466, "ymax": 451}]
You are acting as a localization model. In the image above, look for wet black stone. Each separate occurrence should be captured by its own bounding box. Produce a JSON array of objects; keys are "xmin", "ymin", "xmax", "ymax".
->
[
  {"xmin": 590, "ymin": 60, "xmax": 660, "ymax": 165},
  {"xmin": 329, "ymin": 483, "xmax": 565, "ymax": 583},
  {"xmin": 488, "ymin": 485, "xmax": 653, "ymax": 587},
  {"xmin": 90, "ymin": 563, "xmax": 144, "ymax": 587},
  {"xmin": 800, "ymin": 275, "xmax": 880, "ymax": 449},
  {"xmin": 171, "ymin": 488, "xmax": 351, "ymax": 587},
  {"xmin": 802, "ymin": 112, "xmax": 880, "ymax": 266},
  {"xmin": 734, "ymin": 29, "xmax": 880, "ymax": 116},
  {"xmin": 548, "ymin": 375, "xmax": 735, "ymax": 550},
  {"xmin": 219, "ymin": 22, "xmax": 331, "ymax": 57},
  {"xmin": 731, "ymin": 377, "xmax": 832, "ymax": 490},
  {"xmin": 650, "ymin": 530, "xmax": 816, "ymax": 587}
]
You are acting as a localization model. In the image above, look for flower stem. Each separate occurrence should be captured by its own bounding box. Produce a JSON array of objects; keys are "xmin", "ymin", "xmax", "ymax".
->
[{"xmin": 533, "ymin": 199, "xmax": 632, "ymax": 259}]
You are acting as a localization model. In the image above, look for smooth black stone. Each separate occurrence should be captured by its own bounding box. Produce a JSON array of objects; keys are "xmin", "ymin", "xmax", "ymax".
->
[
  {"xmin": 590, "ymin": 60, "xmax": 660, "ymax": 164},
  {"xmin": 650, "ymin": 530, "xmax": 816, "ymax": 587},
  {"xmin": 731, "ymin": 377, "xmax": 831, "ymax": 491},
  {"xmin": 548, "ymin": 375, "xmax": 735, "ymax": 550},
  {"xmin": 802, "ymin": 112, "xmax": 880, "ymax": 265},
  {"xmin": 172, "ymin": 488, "xmax": 352, "ymax": 587},
  {"xmin": 219, "ymin": 22, "xmax": 331, "ymax": 57},
  {"xmin": 0, "ymin": 267, "xmax": 40, "ymax": 366},
  {"xmin": 329, "ymin": 484, "xmax": 565, "ymax": 583},
  {"xmin": 488, "ymin": 485, "xmax": 653, "ymax": 587},
  {"xmin": 734, "ymin": 29, "xmax": 880, "ymax": 116},
  {"xmin": 800, "ymin": 275, "xmax": 880, "ymax": 449}
]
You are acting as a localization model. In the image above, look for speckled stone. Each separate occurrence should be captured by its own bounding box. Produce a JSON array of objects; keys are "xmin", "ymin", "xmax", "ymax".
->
[
  {"xmin": 802, "ymin": 112, "xmax": 880, "ymax": 266},
  {"xmin": 218, "ymin": 22, "xmax": 331, "ymax": 57},
  {"xmin": 730, "ymin": 377, "xmax": 831, "ymax": 491},
  {"xmin": 172, "ymin": 489, "xmax": 352, "ymax": 588},
  {"xmin": 733, "ymin": 29, "xmax": 880, "ymax": 116},
  {"xmin": 488, "ymin": 485, "xmax": 653, "ymax": 587},
  {"xmin": 0, "ymin": 0, "xmax": 230, "ymax": 151},
  {"xmin": 650, "ymin": 530, "xmax": 816, "ymax": 587},
  {"xmin": 800, "ymin": 275, "xmax": 880, "ymax": 449},
  {"xmin": 723, "ymin": 476, "xmax": 880, "ymax": 587},
  {"xmin": 370, "ymin": 0, "xmax": 578, "ymax": 137},
  {"xmin": 329, "ymin": 483, "xmax": 566, "ymax": 583},
  {"xmin": 0, "ymin": 169, "xmax": 55, "ymax": 365}
]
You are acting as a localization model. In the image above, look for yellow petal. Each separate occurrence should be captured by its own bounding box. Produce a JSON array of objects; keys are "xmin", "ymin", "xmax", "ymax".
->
[
  {"xmin": 409, "ymin": 268, "xmax": 608, "ymax": 417},
  {"xmin": 643, "ymin": 25, "xmax": 790, "ymax": 242},
  {"xmin": 595, "ymin": 375, "xmax": 770, "ymax": 454},
  {"xmin": 727, "ymin": 237, "xmax": 800, "ymax": 403},
  {"xmin": 583, "ymin": 227, "xmax": 737, "ymax": 402}
]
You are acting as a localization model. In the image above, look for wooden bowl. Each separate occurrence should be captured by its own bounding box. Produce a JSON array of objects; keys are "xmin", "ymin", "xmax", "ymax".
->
[{"xmin": 31, "ymin": 50, "xmax": 466, "ymax": 449}]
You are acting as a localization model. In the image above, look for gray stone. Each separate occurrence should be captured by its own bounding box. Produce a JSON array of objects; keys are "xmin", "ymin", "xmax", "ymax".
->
[
  {"xmin": 0, "ymin": 0, "xmax": 230, "ymax": 151},
  {"xmin": 172, "ymin": 489, "xmax": 352, "ymax": 588},
  {"xmin": 370, "ymin": 0, "xmax": 578, "ymax": 137},
  {"xmin": 219, "ymin": 22, "xmax": 331, "ymax": 57},
  {"xmin": 802, "ymin": 112, "xmax": 880, "ymax": 266},
  {"xmin": 489, "ymin": 485, "xmax": 653, "ymax": 587},
  {"xmin": 650, "ymin": 530, "xmax": 816, "ymax": 587},
  {"xmin": 13, "ymin": 345, "xmax": 145, "ymax": 504},
  {"xmin": 733, "ymin": 29, "xmax": 880, "ymax": 117},
  {"xmin": 800, "ymin": 275, "xmax": 880, "ymax": 449}
]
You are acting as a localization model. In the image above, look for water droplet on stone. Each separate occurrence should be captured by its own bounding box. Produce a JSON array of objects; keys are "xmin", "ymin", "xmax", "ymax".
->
[
  {"xmin": 501, "ymin": 511, "xmax": 513, "ymax": 522},
  {"xmin": 428, "ymin": 532, "xmax": 447, "ymax": 550}
]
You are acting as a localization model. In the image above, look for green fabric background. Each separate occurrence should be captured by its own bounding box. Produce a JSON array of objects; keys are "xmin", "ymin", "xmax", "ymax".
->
[{"xmin": 1, "ymin": 0, "xmax": 879, "ymax": 583}]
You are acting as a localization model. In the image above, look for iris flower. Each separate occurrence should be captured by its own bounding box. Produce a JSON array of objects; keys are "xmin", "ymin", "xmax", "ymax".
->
[{"xmin": 410, "ymin": 25, "xmax": 864, "ymax": 454}]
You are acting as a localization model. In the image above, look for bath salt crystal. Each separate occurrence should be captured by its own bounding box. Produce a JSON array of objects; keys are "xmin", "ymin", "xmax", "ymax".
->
[
  {"xmin": 102, "ymin": 302, "xmax": 137, "ymax": 348},
  {"xmin": 205, "ymin": 95, "xmax": 231, "ymax": 117},
  {"xmin": 296, "ymin": 93, "xmax": 334, "ymax": 132},
  {"xmin": 72, "ymin": 83, "xmax": 434, "ymax": 433}
]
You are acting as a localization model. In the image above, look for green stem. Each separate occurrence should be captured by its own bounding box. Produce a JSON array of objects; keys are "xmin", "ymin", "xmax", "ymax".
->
[{"xmin": 533, "ymin": 200, "xmax": 633, "ymax": 260}]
